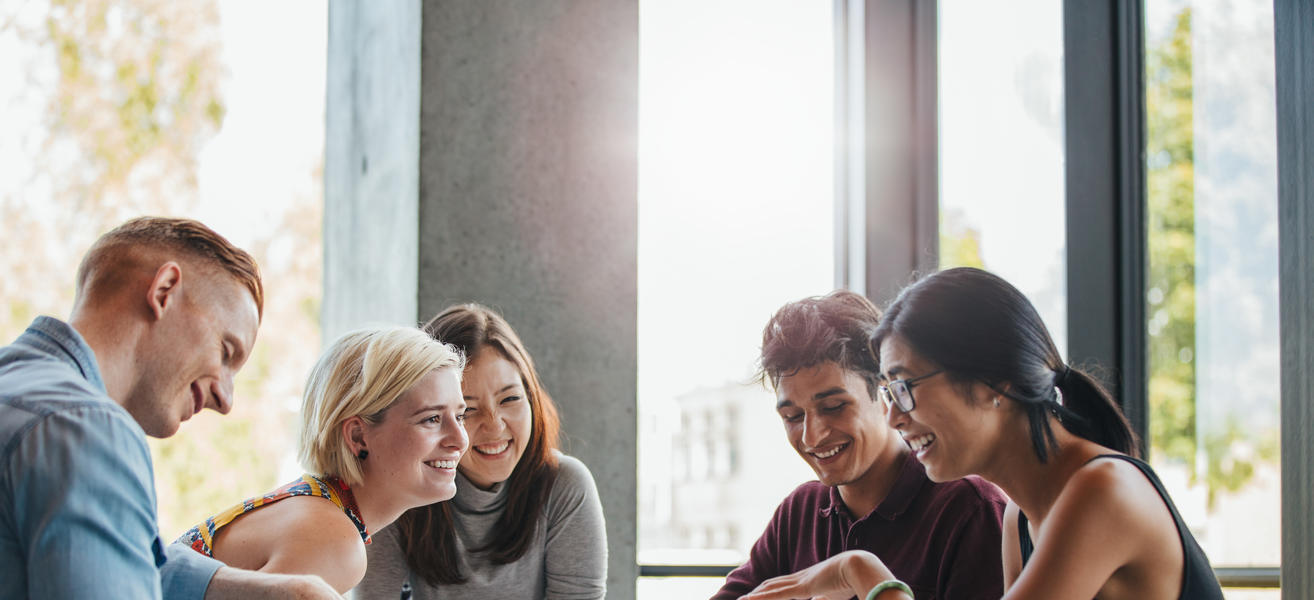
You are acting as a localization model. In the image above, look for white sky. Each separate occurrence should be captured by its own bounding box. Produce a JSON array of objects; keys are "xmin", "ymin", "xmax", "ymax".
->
[
  {"xmin": 0, "ymin": 2, "xmax": 325, "ymax": 255},
  {"xmin": 193, "ymin": 2, "xmax": 326, "ymax": 249},
  {"xmin": 637, "ymin": 0, "xmax": 835, "ymax": 408},
  {"xmin": 938, "ymin": 0, "xmax": 1068, "ymax": 354}
]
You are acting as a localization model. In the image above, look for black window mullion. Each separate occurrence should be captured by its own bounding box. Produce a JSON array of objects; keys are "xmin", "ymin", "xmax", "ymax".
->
[{"xmin": 1062, "ymin": 0, "xmax": 1148, "ymax": 447}]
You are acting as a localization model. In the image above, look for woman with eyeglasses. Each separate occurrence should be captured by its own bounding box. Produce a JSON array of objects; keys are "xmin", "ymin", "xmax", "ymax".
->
[{"xmin": 742, "ymin": 267, "xmax": 1223, "ymax": 600}]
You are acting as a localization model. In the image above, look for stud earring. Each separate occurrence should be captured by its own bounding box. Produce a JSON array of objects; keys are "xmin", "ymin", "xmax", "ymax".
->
[
  {"xmin": 993, "ymin": 397, "xmax": 1000, "ymax": 408},
  {"xmin": 357, "ymin": 449, "xmax": 369, "ymax": 460}
]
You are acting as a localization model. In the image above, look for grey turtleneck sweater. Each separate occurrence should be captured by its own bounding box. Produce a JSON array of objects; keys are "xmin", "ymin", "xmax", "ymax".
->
[{"xmin": 351, "ymin": 453, "xmax": 607, "ymax": 600}]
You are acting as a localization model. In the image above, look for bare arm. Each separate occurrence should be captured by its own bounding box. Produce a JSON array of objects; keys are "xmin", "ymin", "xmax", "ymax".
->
[
  {"xmin": 257, "ymin": 507, "xmax": 367, "ymax": 595},
  {"xmin": 203, "ymin": 567, "xmax": 342, "ymax": 600},
  {"xmin": 739, "ymin": 551, "xmax": 912, "ymax": 600},
  {"xmin": 1003, "ymin": 460, "xmax": 1179, "ymax": 600}
]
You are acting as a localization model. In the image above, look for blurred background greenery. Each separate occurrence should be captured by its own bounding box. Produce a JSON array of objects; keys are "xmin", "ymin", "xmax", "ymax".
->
[{"xmin": 0, "ymin": 0, "xmax": 324, "ymax": 538}]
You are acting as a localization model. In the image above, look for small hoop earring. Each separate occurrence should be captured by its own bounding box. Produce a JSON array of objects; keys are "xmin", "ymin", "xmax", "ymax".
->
[{"xmin": 357, "ymin": 449, "xmax": 369, "ymax": 460}]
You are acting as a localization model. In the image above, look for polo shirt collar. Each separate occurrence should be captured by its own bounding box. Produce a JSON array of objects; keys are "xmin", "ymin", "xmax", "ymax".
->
[{"xmin": 820, "ymin": 452, "xmax": 927, "ymax": 521}]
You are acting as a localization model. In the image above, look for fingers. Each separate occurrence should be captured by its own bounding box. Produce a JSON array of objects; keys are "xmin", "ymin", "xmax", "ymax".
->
[{"xmin": 740, "ymin": 574, "xmax": 805, "ymax": 600}]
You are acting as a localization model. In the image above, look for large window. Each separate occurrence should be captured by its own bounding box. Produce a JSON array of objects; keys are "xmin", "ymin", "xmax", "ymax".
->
[
  {"xmin": 636, "ymin": 0, "xmax": 834, "ymax": 596},
  {"xmin": 938, "ymin": 0, "xmax": 1067, "ymax": 349},
  {"xmin": 0, "ymin": 1, "xmax": 325, "ymax": 539},
  {"xmin": 1145, "ymin": 1, "xmax": 1280, "ymax": 596}
]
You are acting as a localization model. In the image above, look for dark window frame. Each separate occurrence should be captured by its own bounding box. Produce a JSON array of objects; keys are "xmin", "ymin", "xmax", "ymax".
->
[{"xmin": 637, "ymin": 2, "xmax": 1309, "ymax": 593}]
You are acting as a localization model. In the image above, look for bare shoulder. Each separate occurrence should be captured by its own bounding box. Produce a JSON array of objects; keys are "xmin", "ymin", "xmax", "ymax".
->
[
  {"xmin": 255, "ymin": 495, "xmax": 368, "ymax": 593},
  {"xmin": 1058, "ymin": 456, "xmax": 1166, "ymax": 523},
  {"xmin": 1044, "ymin": 455, "xmax": 1181, "ymax": 565}
]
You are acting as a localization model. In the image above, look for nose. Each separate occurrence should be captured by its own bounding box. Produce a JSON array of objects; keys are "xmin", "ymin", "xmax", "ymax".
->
[
  {"xmin": 801, "ymin": 412, "xmax": 828, "ymax": 449},
  {"xmin": 443, "ymin": 413, "xmax": 470, "ymax": 454},
  {"xmin": 884, "ymin": 398, "xmax": 907, "ymax": 430},
  {"xmin": 208, "ymin": 378, "xmax": 233, "ymax": 415},
  {"xmin": 470, "ymin": 405, "xmax": 505, "ymax": 433}
]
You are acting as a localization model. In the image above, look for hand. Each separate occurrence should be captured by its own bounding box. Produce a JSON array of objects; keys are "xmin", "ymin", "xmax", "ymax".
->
[
  {"xmin": 204, "ymin": 567, "xmax": 343, "ymax": 600},
  {"xmin": 739, "ymin": 551, "xmax": 903, "ymax": 600}
]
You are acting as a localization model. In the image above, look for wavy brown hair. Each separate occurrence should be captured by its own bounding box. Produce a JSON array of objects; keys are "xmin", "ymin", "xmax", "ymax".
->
[
  {"xmin": 395, "ymin": 303, "xmax": 562, "ymax": 585},
  {"xmin": 756, "ymin": 289, "xmax": 883, "ymax": 399}
]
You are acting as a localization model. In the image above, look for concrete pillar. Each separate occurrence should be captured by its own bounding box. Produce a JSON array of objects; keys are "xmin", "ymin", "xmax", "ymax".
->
[
  {"xmin": 326, "ymin": 2, "xmax": 638, "ymax": 597},
  {"xmin": 324, "ymin": 0, "xmax": 422, "ymax": 342}
]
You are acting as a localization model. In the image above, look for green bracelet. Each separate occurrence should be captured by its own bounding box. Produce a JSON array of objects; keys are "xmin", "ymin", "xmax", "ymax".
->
[{"xmin": 865, "ymin": 579, "xmax": 914, "ymax": 600}]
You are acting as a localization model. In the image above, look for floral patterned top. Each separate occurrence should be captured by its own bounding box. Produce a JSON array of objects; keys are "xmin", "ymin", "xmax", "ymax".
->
[{"xmin": 176, "ymin": 473, "xmax": 369, "ymax": 557}]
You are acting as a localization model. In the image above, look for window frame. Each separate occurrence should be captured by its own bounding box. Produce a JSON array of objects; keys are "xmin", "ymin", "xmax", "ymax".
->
[{"xmin": 636, "ymin": 1, "xmax": 1309, "ymax": 593}]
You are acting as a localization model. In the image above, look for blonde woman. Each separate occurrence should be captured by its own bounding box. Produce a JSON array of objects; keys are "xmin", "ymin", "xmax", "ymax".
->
[
  {"xmin": 356, "ymin": 304, "xmax": 607, "ymax": 600},
  {"xmin": 176, "ymin": 327, "xmax": 469, "ymax": 594}
]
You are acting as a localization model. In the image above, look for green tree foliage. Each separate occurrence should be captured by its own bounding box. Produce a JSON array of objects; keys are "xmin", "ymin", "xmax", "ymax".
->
[
  {"xmin": 939, "ymin": 208, "xmax": 985, "ymax": 270},
  {"xmin": 1, "ymin": 0, "xmax": 322, "ymax": 536},
  {"xmin": 1145, "ymin": 7, "xmax": 1276, "ymax": 508},
  {"xmin": 1146, "ymin": 6, "xmax": 1198, "ymax": 475}
]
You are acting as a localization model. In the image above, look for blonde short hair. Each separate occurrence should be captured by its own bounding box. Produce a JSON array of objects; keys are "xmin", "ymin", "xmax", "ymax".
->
[{"xmin": 298, "ymin": 327, "xmax": 465, "ymax": 486}]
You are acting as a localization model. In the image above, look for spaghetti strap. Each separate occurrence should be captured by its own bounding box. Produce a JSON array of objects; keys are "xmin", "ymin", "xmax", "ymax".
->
[
  {"xmin": 1017, "ymin": 510, "xmax": 1034, "ymax": 565},
  {"xmin": 1014, "ymin": 454, "xmax": 1222, "ymax": 600},
  {"xmin": 1080, "ymin": 454, "xmax": 1224, "ymax": 600}
]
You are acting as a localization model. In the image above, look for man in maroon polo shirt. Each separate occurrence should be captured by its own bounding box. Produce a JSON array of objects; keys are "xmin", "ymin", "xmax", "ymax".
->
[{"xmin": 713, "ymin": 290, "xmax": 1006, "ymax": 600}]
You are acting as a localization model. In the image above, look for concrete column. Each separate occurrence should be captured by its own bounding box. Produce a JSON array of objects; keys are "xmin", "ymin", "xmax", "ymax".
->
[
  {"xmin": 324, "ymin": 0, "xmax": 422, "ymax": 343},
  {"xmin": 326, "ymin": 2, "xmax": 638, "ymax": 597}
]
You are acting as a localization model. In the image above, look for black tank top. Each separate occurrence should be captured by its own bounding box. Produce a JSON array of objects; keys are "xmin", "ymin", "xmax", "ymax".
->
[{"xmin": 1016, "ymin": 454, "xmax": 1223, "ymax": 599}]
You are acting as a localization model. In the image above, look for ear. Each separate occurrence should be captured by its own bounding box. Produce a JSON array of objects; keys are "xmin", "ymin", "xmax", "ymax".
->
[
  {"xmin": 341, "ymin": 415, "xmax": 368, "ymax": 456},
  {"xmin": 146, "ymin": 262, "xmax": 183, "ymax": 321}
]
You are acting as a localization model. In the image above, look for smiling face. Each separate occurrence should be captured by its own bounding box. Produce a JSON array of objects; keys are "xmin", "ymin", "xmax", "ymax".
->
[
  {"xmin": 358, "ymin": 368, "xmax": 469, "ymax": 506},
  {"xmin": 129, "ymin": 274, "xmax": 260, "ymax": 438},
  {"xmin": 459, "ymin": 350, "xmax": 532, "ymax": 489},
  {"xmin": 775, "ymin": 362, "xmax": 902, "ymax": 490},
  {"xmin": 879, "ymin": 333, "xmax": 1004, "ymax": 482}
]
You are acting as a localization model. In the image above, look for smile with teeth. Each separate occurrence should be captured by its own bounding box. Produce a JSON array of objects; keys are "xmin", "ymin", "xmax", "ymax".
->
[
  {"xmin": 905, "ymin": 433, "xmax": 936, "ymax": 453},
  {"xmin": 424, "ymin": 459, "xmax": 459, "ymax": 469},
  {"xmin": 473, "ymin": 440, "xmax": 511, "ymax": 455},
  {"xmin": 809, "ymin": 442, "xmax": 849, "ymax": 459}
]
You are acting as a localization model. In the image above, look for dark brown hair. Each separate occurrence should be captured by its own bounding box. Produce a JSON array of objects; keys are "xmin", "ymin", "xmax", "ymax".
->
[
  {"xmin": 756, "ymin": 289, "xmax": 883, "ymax": 399},
  {"xmin": 76, "ymin": 216, "xmax": 264, "ymax": 319},
  {"xmin": 395, "ymin": 303, "xmax": 561, "ymax": 585},
  {"xmin": 871, "ymin": 267, "xmax": 1139, "ymax": 462}
]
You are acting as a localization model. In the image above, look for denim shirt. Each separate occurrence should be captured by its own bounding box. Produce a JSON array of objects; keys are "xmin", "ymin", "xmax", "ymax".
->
[{"xmin": 0, "ymin": 316, "xmax": 223, "ymax": 599}]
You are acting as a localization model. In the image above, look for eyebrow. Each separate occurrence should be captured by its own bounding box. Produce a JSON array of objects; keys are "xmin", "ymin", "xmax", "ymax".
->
[
  {"xmin": 410, "ymin": 403, "xmax": 465, "ymax": 417},
  {"xmin": 882, "ymin": 365, "xmax": 909, "ymax": 380},
  {"xmin": 462, "ymin": 382, "xmax": 522, "ymax": 400},
  {"xmin": 776, "ymin": 386, "xmax": 849, "ymax": 410},
  {"xmin": 813, "ymin": 387, "xmax": 847, "ymax": 401}
]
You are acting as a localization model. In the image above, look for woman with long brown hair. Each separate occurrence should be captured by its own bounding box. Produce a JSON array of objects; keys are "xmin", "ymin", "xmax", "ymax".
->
[{"xmin": 354, "ymin": 304, "xmax": 607, "ymax": 599}]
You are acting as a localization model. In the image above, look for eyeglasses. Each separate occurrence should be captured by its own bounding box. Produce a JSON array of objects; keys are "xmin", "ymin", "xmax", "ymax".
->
[{"xmin": 878, "ymin": 370, "xmax": 944, "ymax": 413}]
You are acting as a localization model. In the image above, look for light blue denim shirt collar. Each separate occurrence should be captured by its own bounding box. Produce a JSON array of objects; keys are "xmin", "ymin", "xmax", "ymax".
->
[{"xmin": 20, "ymin": 315, "xmax": 107, "ymax": 395}]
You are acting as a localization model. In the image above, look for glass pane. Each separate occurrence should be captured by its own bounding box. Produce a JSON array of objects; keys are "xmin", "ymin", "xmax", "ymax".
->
[
  {"xmin": 938, "ymin": 0, "xmax": 1067, "ymax": 352},
  {"xmin": 0, "ymin": 1, "xmax": 326, "ymax": 538},
  {"xmin": 636, "ymin": 0, "xmax": 833, "ymax": 580},
  {"xmin": 1145, "ymin": 0, "xmax": 1280, "ymax": 569},
  {"xmin": 1222, "ymin": 591, "xmax": 1280, "ymax": 600}
]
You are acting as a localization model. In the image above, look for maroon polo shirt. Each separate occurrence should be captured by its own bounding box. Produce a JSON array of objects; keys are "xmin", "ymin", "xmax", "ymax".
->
[{"xmin": 713, "ymin": 454, "xmax": 1007, "ymax": 600}]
